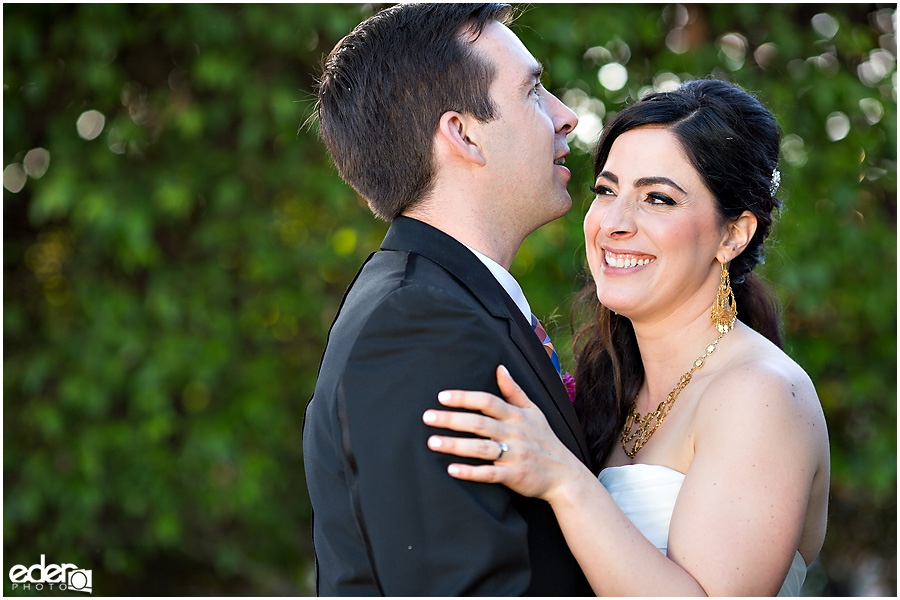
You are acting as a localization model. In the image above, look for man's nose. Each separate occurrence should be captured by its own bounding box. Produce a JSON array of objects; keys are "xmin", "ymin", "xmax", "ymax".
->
[{"xmin": 549, "ymin": 93, "xmax": 578, "ymax": 135}]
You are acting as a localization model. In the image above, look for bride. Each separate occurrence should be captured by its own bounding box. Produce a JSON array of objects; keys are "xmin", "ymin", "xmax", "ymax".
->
[{"xmin": 422, "ymin": 79, "xmax": 830, "ymax": 596}]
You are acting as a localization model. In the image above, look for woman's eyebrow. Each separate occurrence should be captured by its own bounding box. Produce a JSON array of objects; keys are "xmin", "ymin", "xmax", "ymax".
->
[
  {"xmin": 634, "ymin": 176, "xmax": 686, "ymax": 194},
  {"xmin": 597, "ymin": 170, "xmax": 618, "ymax": 185}
]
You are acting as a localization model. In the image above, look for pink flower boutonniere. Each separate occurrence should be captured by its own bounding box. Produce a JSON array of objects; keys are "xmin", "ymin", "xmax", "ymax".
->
[{"xmin": 562, "ymin": 372, "xmax": 576, "ymax": 403}]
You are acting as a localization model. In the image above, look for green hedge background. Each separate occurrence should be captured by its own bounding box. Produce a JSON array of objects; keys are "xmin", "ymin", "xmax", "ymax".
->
[{"xmin": 4, "ymin": 3, "xmax": 895, "ymax": 596}]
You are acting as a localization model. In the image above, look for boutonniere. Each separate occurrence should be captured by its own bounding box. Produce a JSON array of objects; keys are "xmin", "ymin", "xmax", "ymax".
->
[{"xmin": 562, "ymin": 372, "xmax": 576, "ymax": 403}]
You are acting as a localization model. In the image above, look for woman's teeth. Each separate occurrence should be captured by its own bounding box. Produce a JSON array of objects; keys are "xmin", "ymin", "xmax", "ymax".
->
[{"xmin": 605, "ymin": 252, "xmax": 654, "ymax": 269}]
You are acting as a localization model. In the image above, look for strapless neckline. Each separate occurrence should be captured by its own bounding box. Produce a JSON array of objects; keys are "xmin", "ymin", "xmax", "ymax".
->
[
  {"xmin": 599, "ymin": 462, "xmax": 685, "ymax": 477},
  {"xmin": 598, "ymin": 462, "xmax": 807, "ymax": 595}
]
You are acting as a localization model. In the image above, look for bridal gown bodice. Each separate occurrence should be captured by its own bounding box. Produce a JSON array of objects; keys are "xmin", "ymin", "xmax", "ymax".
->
[{"xmin": 598, "ymin": 463, "xmax": 807, "ymax": 596}]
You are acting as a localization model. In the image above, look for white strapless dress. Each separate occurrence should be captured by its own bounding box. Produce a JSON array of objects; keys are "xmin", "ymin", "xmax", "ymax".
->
[{"xmin": 599, "ymin": 463, "xmax": 807, "ymax": 596}]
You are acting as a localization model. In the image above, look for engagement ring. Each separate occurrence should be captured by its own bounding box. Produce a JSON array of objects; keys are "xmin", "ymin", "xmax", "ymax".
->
[{"xmin": 495, "ymin": 441, "xmax": 509, "ymax": 460}]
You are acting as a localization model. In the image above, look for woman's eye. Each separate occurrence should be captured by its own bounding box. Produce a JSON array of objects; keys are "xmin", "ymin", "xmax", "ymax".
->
[
  {"xmin": 647, "ymin": 192, "xmax": 676, "ymax": 205},
  {"xmin": 590, "ymin": 184, "xmax": 615, "ymax": 197}
]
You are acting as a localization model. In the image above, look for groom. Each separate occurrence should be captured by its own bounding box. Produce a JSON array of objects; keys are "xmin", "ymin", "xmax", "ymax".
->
[{"xmin": 303, "ymin": 3, "xmax": 593, "ymax": 595}]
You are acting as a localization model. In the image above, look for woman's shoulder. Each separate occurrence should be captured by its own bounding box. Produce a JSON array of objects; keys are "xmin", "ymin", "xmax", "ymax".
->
[
  {"xmin": 714, "ymin": 322, "xmax": 815, "ymax": 392},
  {"xmin": 690, "ymin": 323, "xmax": 830, "ymax": 516},
  {"xmin": 698, "ymin": 323, "xmax": 826, "ymax": 439}
]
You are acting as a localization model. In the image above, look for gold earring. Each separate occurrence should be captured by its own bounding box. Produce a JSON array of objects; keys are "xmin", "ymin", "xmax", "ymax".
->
[{"xmin": 711, "ymin": 262, "xmax": 737, "ymax": 333}]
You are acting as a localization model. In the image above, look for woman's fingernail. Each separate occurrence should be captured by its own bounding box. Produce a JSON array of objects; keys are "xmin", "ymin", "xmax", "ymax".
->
[
  {"xmin": 428, "ymin": 436, "xmax": 442, "ymax": 449},
  {"xmin": 448, "ymin": 465, "xmax": 459, "ymax": 475},
  {"xmin": 437, "ymin": 391, "xmax": 451, "ymax": 404},
  {"xmin": 423, "ymin": 411, "xmax": 436, "ymax": 423},
  {"xmin": 499, "ymin": 365, "xmax": 510, "ymax": 378}
]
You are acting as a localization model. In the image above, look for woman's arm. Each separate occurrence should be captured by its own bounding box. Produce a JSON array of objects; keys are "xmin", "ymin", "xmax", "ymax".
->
[
  {"xmin": 424, "ymin": 364, "xmax": 825, "ymax": 596},
  {"xmin": 662, "ymin": 360, "xmax": 827, "ymax": 595}
]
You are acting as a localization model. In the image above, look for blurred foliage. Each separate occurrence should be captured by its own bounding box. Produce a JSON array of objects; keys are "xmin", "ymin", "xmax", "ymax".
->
[{"xmin": 3, "ymin": 3, "xmax": 895, "ymax": 596}]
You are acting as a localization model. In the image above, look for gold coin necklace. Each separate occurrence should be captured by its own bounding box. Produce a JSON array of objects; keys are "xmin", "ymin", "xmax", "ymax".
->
[{"xmin": 620, "ymin": 327, "xmax": 730, "ymax": 458}]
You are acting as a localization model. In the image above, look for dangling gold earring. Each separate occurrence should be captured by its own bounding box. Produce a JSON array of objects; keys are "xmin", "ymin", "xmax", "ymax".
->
[{"xmin": 711, "ymin": 262, "xmax": 737, "ymax": 333}]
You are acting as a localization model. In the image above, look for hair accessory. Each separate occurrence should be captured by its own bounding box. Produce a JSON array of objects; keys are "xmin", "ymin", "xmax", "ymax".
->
[
  {"xmin": 770, "ymin": 168, "xmax": 781, "ymax": 196},
  {"xmin": 710, "ymin": 262, "xmax": 737, "ymax": 334}
]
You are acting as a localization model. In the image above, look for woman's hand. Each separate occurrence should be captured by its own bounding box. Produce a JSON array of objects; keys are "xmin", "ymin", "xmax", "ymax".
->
[{"xmin": 422, "ymin": 365, "xmax": 583, "ymax": 502}]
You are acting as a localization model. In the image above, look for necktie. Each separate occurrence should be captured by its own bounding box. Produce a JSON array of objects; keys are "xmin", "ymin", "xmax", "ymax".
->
[{"xmin": 531, "ymin": 313, "xmax": 562, "ymax": 378}]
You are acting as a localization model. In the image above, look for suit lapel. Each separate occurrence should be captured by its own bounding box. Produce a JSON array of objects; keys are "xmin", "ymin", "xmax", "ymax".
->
[
  {"xmin": 499, "ymin": 292, "xmax": 591, "ymax": 466},
  {"xmin": 381, "ymin": 217, "xmax": 591, "ymax": 466}
]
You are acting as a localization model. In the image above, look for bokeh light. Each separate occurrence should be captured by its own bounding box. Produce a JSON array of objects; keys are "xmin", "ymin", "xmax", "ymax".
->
[
  {"xmin": 23, "ymin": 148, "xmax": 50, "ymax": 179},
  {"xmin": 563, "ymin": 87, "xmax": 605, "ymax": 149},
  {"xmin": 753, "ymin": 43, "xmax": 779, "ymax": 69},
  {"xmin": 718, "ymin": 32, "xmax": 748, "ymax": 71},
  {"xmin": 3, "ymin": 163, "xmax": 27, "ymax": 193},
  {"xmin": 781, "ymin": 134, "xmax": 809, "ymax": 168},
  {"xmin": 811, "ymin": 13, "xmax": 840, "ymax": 40},
  {"xmin": 825, "ymin": 111, "xmax": 851, "ymax": 141},
  {"xmin": 859, "ymin": 97, "xmax": 885, "ymax": 124},
  {"xmin": 598, "ymin": 62, "xmax": 628, "ymax": 91},
  {"xmin": 76, "ymin": 109, "xmax": 106, "ymax": 140}
]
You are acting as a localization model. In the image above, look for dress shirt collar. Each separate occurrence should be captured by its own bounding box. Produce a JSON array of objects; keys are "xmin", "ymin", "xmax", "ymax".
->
[{"xmin": 462, "ymin": 243, "xmax": 531, "ymax": 322}]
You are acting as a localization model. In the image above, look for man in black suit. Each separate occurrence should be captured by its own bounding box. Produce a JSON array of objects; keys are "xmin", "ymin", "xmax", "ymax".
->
[{"xmin": 303, "ymin": 4, "xmax": 592, "ymax": 595}]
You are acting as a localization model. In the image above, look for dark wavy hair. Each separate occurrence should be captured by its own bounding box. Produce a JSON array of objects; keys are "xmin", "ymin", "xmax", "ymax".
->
[
  {"xmin": 316, "ymin": 3, "xmax": 513, "ymax": 220},
  {"xmin": 573, "ymin": 79, "xmax": 784, "ymax": 469}
]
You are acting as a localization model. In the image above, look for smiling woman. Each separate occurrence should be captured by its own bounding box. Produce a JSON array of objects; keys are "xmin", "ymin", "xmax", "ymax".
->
[
  {"xmin": 423, "ymin": 79, "xmax": 830, "ymax": 596},
  {"xmin": 584, "ymin": 126, "xmax": 742, "ymax": 323},
  {"xmin": 576, "ymin": 80, "xmax": 788, "ymax": 462}
]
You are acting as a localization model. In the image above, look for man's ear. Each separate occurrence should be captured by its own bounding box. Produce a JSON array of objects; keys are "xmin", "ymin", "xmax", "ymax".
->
[
  {"xmin": 436, "ymin": 111, "xmax": 486, "ymax": 166},
  {"xmin": 717, "ymin": 210, "xmax": 758, "ymax": 263}
]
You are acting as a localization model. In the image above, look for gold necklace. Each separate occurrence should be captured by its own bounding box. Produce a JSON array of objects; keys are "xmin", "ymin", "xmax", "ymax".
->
[{"xmin": 620, "ymin": 328, "xmax": 730, "ymax": 458}]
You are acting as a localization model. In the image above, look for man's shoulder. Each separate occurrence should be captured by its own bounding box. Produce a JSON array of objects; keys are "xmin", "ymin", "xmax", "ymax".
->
[
  {"xmin": 318, "ymin": 248, "xmax": 494, "ymax": 372},
  {"xmin": 350, "ymin": 248, "xmax": 481, "ymax": 313},
  {"xmin": 365, "ymin": 244, "xmax": 465, "ymax": 280},
  {"xmin": 308, "ymin": 248, "xmax": 508, "ymax": 424}
]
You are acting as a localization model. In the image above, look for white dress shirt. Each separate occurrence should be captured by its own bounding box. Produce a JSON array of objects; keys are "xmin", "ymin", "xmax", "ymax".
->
[{"xmin": 462, "ymin": 243, "xmax": 531, "ymax": 323}]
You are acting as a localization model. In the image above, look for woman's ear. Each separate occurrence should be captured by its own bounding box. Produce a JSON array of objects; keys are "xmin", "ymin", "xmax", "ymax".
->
[
  {"xmin": 717, "ymin": 210, "xmax": 758, "ymax": 263},
  {"xmin": 436, "ymin": 111, "xmax": 486, "ymax": 166}
]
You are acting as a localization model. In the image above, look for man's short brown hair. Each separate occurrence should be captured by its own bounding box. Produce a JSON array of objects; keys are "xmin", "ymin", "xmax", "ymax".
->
[{"xmin": 316, "ymin": 3, "xmax": 513, "ymax": 220}]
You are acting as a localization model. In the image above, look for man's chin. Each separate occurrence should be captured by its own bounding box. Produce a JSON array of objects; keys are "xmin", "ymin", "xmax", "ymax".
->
[
  {"xmin": 552, "ymin": 194, "xmax": 573, "ymax": 219},
  {"xmin": 533, "ymin": 197, "xmax": 573, "ymax": 230}
]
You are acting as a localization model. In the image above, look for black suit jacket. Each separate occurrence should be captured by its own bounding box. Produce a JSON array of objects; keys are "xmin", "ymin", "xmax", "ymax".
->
[{"xmin": 303, "ymin": 216, "xmax": 593, "ymax": 595}]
